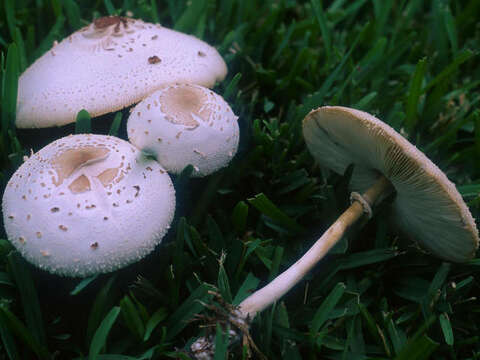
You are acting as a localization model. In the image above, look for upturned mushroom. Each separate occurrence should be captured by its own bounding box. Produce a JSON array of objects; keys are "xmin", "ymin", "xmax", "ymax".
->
[
  {"xmin": 2, "ymin": 134, "xmax": 175, "ymax": 277},
  {"xmin": 16, "ymin": 16, "xmax": 227, "ymax": 128},
  {"xmin": 127, "ymin": 83, "xmax": 239, "ymax": 176},
  {"xmin": 190, "ymin": 106, "xmax": 479, "ymax": 358}
]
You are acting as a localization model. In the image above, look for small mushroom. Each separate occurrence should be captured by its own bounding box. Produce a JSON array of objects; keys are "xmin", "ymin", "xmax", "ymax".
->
[
  {"xmin": 240, "ymin": 106, "xmax": 479, "ymax": 315},
  {"xmin": 127, "ymin": 83, "xmax": 239, "ymax": 176},
  {"xmin": 190, "ymin": 106, "xmax": 479, "ymax": 357},
  {"xmin": 2, "ymin": 134, "xmax": 175, "ymax": 277},
  {"xmin": 16, "ymin": 16, "xmax": 227, "ymax": 128}
]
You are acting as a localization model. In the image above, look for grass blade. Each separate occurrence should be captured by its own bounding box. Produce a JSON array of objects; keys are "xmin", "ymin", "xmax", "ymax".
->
[
  {"xmin": 423, "ymin": 50, "xmax": 474, "ymax": 93},
  {"xmin": 311, "ymin": 0, "xmax": 331, "ymax": 63},
  {"xmin": 217, "ymin": 253, "xmax": 232, "ymax": 303},
  {"xmin": 143, "ymin": 308, "xmax": 167, "ymax": 341},
  {"xmin": 64, "ymin": 0, "xmax": 82, "ymax": 30},
  {"xmin": 119, "ymin": 296, "xmax": 145, "ymax": 340},
  {"xmin": 233, "ymin": 273, "xmax": 260, "ymax": 305},
  {"xmin": 443, "ymin": 4, "xmax": 458, "ymax": 55},
  {"xmin": 405, "ymin": 57, "xmax": 427, "ymax": 133},
  {"xmin": 439, "ymin": 313, "xmax": 454, "ymax": 346},
  {"xmin": 108, "ymin": 112, "xmax": 122, "ymax": 136},
  {"xmin": 103, "ymin": 0, "xmax": 117, "ymax": 15},
  {"xmin": 223, "ymin": 73, "xmax": 242, "ymax": 101},
  {"xmin": 174, "ymin": 0, "xmax": 207, "ymax": 33},
  {"xmin": 299, "ymin": 22, "xmax": 369, "ymax": 117},
  {"xmin": 86, "ymin": 276, "xmax": 117, "ymax": 345},
  {"xmin": 3, "ymin": 0, "xmax": 16, "ymax": 41},
  {"xmin": 88, "ymin": 306, "xmax": 121, "ymax": 360},
  {"xmin": 248, "ymin": 193, "xmax": 305, "ymax": 234},
  {"xmin": 166, "ymin": 282, "xmax": 214, "ymax": 340},
  {"xmin": 394, "ymin": 334, "xmax": 439, "ymax": 360},
  {"xmin": 340, "ymin": 248, "xmax": 399, "ymax": 270},
  {"xmin": 2, "ymin": 43, "xmax": 19, "ymax": 141},
  {"xmin": 231, "ymin": 201, "xmax": 248, "ymax": 234},
  {"xmin": 7, "ymin": 252, "xmax": 47, "ymax": 349},
  {"xmin": 0, "ymin": 305, "xmax": 50, "ymax": 360},
  {"xmin": 213, "ymin": 323, "xmax": 229, "ymax": 360},
  {"xmin": 75, "ymin": 109, "xmax": 92, "ymax": 134},
  {"xmin": 70, "ymin": 275, "xmax": 99, "ymax": 296},
  {"xmin": 32, "ymin": 15, "xmax": 65, "ymax": 61},
  {"xmin": 0, "ymin": 308, "xmax": 20, "ymax": 360},
  {"xmin": 310, "ymin": 282, "xmax": 346, "ymax": 335}
]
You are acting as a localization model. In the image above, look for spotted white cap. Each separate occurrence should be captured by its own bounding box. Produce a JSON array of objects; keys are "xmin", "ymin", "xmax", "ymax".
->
[
  {"xmin": 303, "ymin": 106, "xmax": 479, "ymax": 262},
  {"xmin": 127, "ymin": 83, "xmax": 239, "ymax": 177},
  {"xmin": 16, "ymin": 16, "xmax": 227, "ymax": 128},
  {"xmin": 2, "ymin": 134, "xmax": 175, "ymax": 276}
]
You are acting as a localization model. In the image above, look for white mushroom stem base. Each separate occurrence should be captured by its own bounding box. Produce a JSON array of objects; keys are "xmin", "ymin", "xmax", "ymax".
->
[
  {"xmin": 239, "ymin": 175, "xmax": 392, "ymax": 319},
  {"xmin": 190, "ymin": 176, "xmax": 392, "ymax": 359}
]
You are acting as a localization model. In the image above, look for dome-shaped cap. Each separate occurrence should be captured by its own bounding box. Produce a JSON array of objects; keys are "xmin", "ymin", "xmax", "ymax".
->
[
  {"xmin": 127, "ymin": 83, "xmax": 239, "ymax": 177},
  {"xmin": 16, "ymin": 16, "xmax": 227, "ymax": 128},
  {"xmin": 2, "ymin": 134, "xmax": 175, "ymax": 276},
  {"xmin": 303, "ymin": 106, "xmax": 479, "ymax": 262}
]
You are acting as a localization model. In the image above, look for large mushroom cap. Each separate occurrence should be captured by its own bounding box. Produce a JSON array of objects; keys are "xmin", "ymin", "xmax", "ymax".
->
[
  {"xmin": 127, "ymin": 83, "xmax": 239, "ymax": 177},
  {"xmin": 303, "ymin": 106, "xmax": 479, "ymax": 262},
  {"xmin": 2, "ymin": 134, "xmax": 175, "ymax": 277},
  {"xmin": 16, "ymin": 16, "xmax": 227, "ymax": 128}
]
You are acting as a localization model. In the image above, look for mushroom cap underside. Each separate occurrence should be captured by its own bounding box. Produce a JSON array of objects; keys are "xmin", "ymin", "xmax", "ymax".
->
[{"xmin": 303, "ymin": 106, "xmax": 479, "ymax": 262}]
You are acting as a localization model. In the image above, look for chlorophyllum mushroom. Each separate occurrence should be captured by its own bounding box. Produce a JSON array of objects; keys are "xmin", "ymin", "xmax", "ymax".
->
[
  {"xmin": 190, "ymin": 106, "xmax": 479, "ymax": 358},
  {"xmin": 127, "ymin": 83, "xmax": 239, "ymax": 176},
  {"xmin": 16, "ymin": 16, "xmax": 227, "ymax": 128},
  {"xmin": 2, "ymin": 134, "xmax": 175, "ymax": 277}
]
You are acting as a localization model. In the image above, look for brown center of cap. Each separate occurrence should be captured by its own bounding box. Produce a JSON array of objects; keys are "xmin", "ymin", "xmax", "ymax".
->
[
  {"xmin": 51, "ymin": 146, "xmax": 119, "ymax": 193},
  {"xmin": 160, "ymin": 86, "xmax": 212, "ymax": 128},
  {"xmin": 93, "ymin": 16, "xmax": 129, "ymax": 29}
]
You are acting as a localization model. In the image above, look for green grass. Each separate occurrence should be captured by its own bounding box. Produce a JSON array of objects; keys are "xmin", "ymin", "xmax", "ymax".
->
[{"xmin": 1, "ymin": 0, "xmax": 480, "ymax": 359}]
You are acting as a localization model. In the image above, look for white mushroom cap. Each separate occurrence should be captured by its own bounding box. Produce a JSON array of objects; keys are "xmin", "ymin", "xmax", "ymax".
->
[
  {"xmin": 16, "ymin": 16, "xmax": 227, "ymax": 128},
  {"xmin": 303, "ymin": 106, "xmax": 479, "ymax": 262},
  {"xmin": 2, "ymin": 134, "xmax": 175, "ymax": 277},
  {"xmin": 127, "ymin": 83, "xmax": 239, "ymax": 177}
]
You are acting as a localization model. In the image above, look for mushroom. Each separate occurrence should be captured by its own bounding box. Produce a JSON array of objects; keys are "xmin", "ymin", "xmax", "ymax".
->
[
  {"xmin": 190, "ymin": 106, "xmax": 479, "ymax": 358},
  {"xmin": 16, "ymin": 16, "xmax": 227, "ymax": 128},
  {"xmin": 127, "ymin": 83, "xmax": 240, "ymax": 176},
  {"xmin": 2, "ymin": 134, "xmax": 175, "ymax": 277}
]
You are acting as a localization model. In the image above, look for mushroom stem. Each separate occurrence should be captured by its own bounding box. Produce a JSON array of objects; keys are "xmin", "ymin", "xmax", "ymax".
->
[{"xmin": 238, "ymin": 175, "xmax": 392, "ymax": 319}]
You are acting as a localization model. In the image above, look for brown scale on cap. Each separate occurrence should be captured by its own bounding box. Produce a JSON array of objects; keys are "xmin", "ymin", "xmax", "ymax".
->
[
  {"xmin": 148, "ymin": 55, "xmax": 161, "ymax": 64},
  {"xmin": 133, "ymin": 185, "xmax": 140, "ymax": 197}
]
